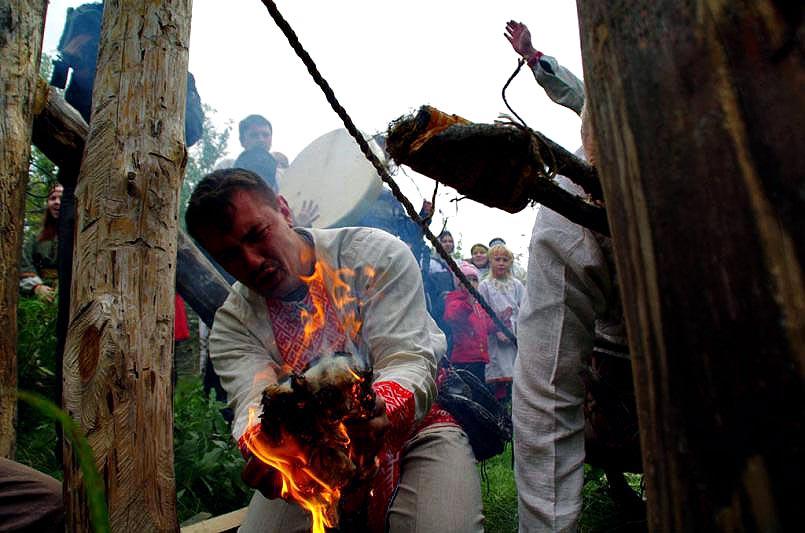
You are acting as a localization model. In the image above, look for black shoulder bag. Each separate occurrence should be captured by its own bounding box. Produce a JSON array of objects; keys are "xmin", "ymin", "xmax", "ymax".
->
[{"xmin": 436, "ymin": 360, "xmax": 513, "ymax": 461}]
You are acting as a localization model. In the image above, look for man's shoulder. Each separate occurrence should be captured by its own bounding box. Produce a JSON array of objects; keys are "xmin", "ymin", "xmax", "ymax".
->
[
  {"xmin": 214, "ymin": 282, "xmax": 262, "ymax": 328},
  {"xmin": 310, "ymin": 226, "xmax": 411, "ymax": 259}
]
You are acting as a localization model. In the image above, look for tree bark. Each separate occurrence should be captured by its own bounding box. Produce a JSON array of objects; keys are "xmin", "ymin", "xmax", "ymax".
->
[
  {"xmin": 386, "ymin": 106, "xmax": 609, "ymax": 234},
  {"xmin": 577, "ymin": 1, "xmax": 804, "ymax": 530},
  {"xmin": 0, "ymin": 0, "xmax": 47, "ymax": 459},
  {"xmin": 62, "ymin": 2, "xmax": 192, "ymax": 531}
]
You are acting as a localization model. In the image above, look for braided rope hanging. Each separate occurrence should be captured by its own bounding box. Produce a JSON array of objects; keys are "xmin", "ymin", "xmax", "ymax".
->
[{"xmin": 259, "ymin": 0, "xmax": 517, "ymax": 344}]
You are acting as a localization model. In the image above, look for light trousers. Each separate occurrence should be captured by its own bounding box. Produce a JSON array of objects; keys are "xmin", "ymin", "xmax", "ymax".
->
[
  {"xmin": 513, "ymin": 204, "xmax": 611, "ymax": 532},
  {"xmin": 239, "ymin": 425, "xmax": 483, "ymax": 533}
]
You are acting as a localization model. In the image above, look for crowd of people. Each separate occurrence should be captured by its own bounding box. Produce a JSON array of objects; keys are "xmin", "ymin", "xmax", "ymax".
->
[{"xmin": 7, "ymin": 4, "xmax": 627, "ymax": 532}]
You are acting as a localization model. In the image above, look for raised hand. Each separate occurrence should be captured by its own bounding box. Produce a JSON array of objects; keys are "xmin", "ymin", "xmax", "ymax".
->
[
  {"xmin": 504, "ymin": 20, "xmax": 537, "ymax": 59},
  {"xmin": 295, "ymin": 200, "xmax": 320, "ymax": 227}
]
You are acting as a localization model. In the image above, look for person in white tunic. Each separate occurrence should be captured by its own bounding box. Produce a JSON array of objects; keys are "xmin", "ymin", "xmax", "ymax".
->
[
  {"xmin": 478, "ymin": 244, "xmax": 525, "ymax": 402},
  {"xmin": 505, "ymin": 20, "xmax": 629, "ymax": 532}
]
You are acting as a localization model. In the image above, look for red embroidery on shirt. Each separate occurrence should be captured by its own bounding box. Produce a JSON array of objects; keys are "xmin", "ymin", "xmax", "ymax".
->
[
  {"xmin": 372, "ymin": 380, "xmax": 416, "ymax": 450},
  {"xmin": 266, "ymin": 274, "xmax": 346, "ymax": 371}
]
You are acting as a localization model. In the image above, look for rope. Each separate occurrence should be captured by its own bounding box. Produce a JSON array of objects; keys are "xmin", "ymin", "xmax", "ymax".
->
[
  {"xmin": 502, "ymin": 58, "xmax": 528, "ymax": 128},
  {"xmin": 259, "ymin": 0, "xmax": 517, "ymax": 344}
]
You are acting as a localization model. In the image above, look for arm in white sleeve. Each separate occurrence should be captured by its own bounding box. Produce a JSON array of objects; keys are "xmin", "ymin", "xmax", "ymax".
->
[
  {"xmin": 209, "ymin": 291, "xmax": 280, "ymax": 443},
  {"xmin": 344, "ymin": 229, "xmax": 443, "ymax": 442},
  {"xmin": 530, "ymin": 53, "xmax": 586, "ymax": 116}
]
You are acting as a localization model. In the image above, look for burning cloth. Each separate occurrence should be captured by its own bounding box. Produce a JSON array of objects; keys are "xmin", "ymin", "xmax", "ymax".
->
[{"xmin": 210, "ymin": 227, "xmax": 459, "ymax": 531}]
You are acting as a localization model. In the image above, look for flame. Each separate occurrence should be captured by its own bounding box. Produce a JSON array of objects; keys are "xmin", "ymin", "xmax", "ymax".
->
[
  {"xmin": 244, "ymin": 408, "xmax": 344, "ymax": 533},
  {"xmin": 297, "ymin": 260, "xmax": 368, "ymax": 352},
  {"xmin": 243, "ymin": 259, "xmax": 377, "ymax": 533}
]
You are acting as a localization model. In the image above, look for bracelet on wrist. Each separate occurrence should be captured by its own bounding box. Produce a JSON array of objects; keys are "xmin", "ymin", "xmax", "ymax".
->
[{"xmin": 526, "ymin": 50, "xmax": 544, "ymax": 67}]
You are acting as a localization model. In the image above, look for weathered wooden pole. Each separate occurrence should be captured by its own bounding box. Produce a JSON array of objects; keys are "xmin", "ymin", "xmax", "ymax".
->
[
  {"xmin": 62, "ymin": 1, "xmax": 192, "ymax": 530},
  {"xmin": 0, "ymin": 0, "xmax": 48, "ymax": 458},
  {"xmin": 576, "ymin": 1, "xmax": 804, "ymax": 530}
]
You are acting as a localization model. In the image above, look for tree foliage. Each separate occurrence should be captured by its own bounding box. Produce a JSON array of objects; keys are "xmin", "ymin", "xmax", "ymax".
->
[{"xmin": 180, "ymin": 105, "xmax": 231, "ymax": 229}]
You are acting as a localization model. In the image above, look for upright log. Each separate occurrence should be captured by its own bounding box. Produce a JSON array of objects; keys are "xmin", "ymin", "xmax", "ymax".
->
[
  {"xmin": 0, "ymin": 0, "xmax": 47, "ymax": 458},
  {"xmin": 577, "ymin": 1, "xmax": 804, "ymax": 530},
  {"xmin": 62, "ymin": 2, "xmax": 192, "ymax": 530}
]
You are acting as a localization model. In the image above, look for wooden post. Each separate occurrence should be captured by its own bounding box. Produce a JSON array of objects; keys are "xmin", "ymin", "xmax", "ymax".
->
[
  {"xmin": 62, "ymin": 1, "xmax": 192, "ymax": 530},
  {"xmin": 0, "ymin": 0, "xmax": 47, "ymax": 458},
  {"xmin": 576, "ymin": 1, "xmax": 804, "ymax": 530}
]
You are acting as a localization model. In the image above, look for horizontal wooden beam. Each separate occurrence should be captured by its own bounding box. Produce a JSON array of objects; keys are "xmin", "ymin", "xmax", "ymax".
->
[
  {"xmin": 180, "ymin": 507, "xmax": 247, "ymax": 533},
  {"xmin": 387, "ymin": 106, "xmax": 609, "ymax": 235}
]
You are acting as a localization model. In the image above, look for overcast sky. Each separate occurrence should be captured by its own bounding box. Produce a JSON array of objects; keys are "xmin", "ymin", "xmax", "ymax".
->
[{"xmin": 42, "ymin": 0, "xmax": 585, "ymax": 261}]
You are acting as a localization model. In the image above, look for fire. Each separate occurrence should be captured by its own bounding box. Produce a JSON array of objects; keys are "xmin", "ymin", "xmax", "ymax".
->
[
  {"xmin": 243, "ymin": 409, "xmax": 343, "ymax": 533},
  {"xmin": 243, "ymin": 260, "xmax": 377, "ymax": 533}
]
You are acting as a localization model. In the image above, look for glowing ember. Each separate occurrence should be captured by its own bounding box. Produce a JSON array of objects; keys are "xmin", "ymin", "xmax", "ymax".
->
[{"xmin": 244, "ymin": 354, "xmax": 375, "ymax": 533}]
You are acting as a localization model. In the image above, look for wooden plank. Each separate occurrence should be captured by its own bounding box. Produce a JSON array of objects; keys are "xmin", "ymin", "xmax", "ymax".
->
[
  {"xmin": 0, "ymin": 0, "xmax": 48, "ymax": 458},
  {"xmin": 180, "ymin": 507, "xmax": 248, "ymax": 533},
  {"xmin": 61, "ymin": 1, "xmax": 192, "ymax": 530},
  {"xmin": 577, "ymin": 1, "xmax": 804, "ymax": 530}
]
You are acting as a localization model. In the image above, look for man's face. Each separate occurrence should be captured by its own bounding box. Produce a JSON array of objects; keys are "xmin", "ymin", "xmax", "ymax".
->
[
  {"xmin": 439, "ymin": 235, "xmax": 454, "ymax": 254},
  {"xmin": 241, "ymin": 124, "xmax": 273, "ymax": 152},
  {"xmin": 197, "ymin": 190, "xmax": 312, "ymax": 298}
]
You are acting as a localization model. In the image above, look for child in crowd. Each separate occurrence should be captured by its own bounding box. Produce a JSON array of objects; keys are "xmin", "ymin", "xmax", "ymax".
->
[
  {"xmin": 443, "ymin": 263, "xmax": 500, "ymax": 383},
  {"xmin": 478, "ymin": 244, "xmax": 525, "ymax": 402},
  {"xmin": 467, "ymin": 243, "xmax": 490, "ymax": 279}
]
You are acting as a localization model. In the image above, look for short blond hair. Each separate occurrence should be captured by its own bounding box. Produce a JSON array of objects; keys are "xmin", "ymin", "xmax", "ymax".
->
[{"xmin": 488, "ymin": 244, "xmax": 513, "ymax": 261}]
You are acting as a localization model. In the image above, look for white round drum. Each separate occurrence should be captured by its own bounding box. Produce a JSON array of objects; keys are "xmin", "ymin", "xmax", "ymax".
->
[{"xmin": 279, "ymin": 128, "xmax": 384, "ymax": 228}]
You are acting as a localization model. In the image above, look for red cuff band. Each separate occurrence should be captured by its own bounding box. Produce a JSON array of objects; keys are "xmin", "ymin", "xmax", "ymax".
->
[
  {"xmin": 526, "ymin": 50, "xmax": 544, "ymax": 67},
  {"xmin": 372, "ymin": 381, "xmax": 416, "ymax": 451}
]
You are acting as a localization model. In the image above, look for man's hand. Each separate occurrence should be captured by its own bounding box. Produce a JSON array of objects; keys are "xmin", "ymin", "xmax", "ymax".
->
[
  {"xmin": 34, "ymin": 284, "xmax": 56, "ymax": 303},
  {"xmin": 294, "ymin": 200, "xmax": 320, "ymax": 228},
  {"xmin": 496, "ymin": 331, "xmax": 511, "ymax": 344},
  {"xmin": 242, "ymin": 454, "xmax": 283, "ymax": 500},
  {"xmin": 500, "ymin": 306, "xmax": 513, "ymax": 322},
  {"xmin": 344, "ymin": 394, "xmax": 389, "ymax": 477},
  {"xmin": 339, "ymin": 395, "xmax": 389, "ymax": 514},
  {"xmin": 505, "ymin": 20, "xmax": 537, "ymax": 59}
]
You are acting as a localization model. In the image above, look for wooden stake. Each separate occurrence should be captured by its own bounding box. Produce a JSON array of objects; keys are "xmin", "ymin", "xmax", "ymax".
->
[
  {"xmin": 62, "ymin": 1, "xmax": 192, "ymax": 530},
  {"xmin": 0, "ymin": 0, "xmax": 47, "ymax": 459},
  {"xmin": 577, "ymin": 1, "xmax": 804, "ymax": 529}
]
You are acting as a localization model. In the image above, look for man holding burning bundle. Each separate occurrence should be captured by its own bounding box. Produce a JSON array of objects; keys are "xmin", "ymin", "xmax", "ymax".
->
[{"xmin": 186, "ymin": 168, "xmax": 482, "ymax": 532}]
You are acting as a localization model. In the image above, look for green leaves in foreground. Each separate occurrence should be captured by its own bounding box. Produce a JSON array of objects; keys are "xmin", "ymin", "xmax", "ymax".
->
[
  {"xmin": 17, "ymin": 391, "xmax": 111, "ymax": 533},
  {"xmin": 173, "ymin": 377, "xmax": 250, "ymax": 521}
]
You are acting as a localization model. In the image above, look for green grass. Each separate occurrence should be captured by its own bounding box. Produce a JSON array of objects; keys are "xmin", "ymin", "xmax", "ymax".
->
[
  {"xmin": 479, "ymin": 444, "xmax": 645, "ymax": 532},
  {"xmin": 480, "ymin": 444, "xmax": 518, "ymax": 532}
]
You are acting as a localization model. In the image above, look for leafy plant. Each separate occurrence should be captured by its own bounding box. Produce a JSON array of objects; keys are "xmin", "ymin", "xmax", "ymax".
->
[
  {"xmin": 18, "ymin": 390, "xmax": 110, "ymax": 533},
  {"xmin": 15, "ymin": 296, "xmax": 61, "ymax": 478},
  {"xmin": 173, "ymin": 377, "xmax": 250, "ymax": 522},
  {"xmin": 179, "ymin": 106, "xmax": 232, "ymax": 230}
]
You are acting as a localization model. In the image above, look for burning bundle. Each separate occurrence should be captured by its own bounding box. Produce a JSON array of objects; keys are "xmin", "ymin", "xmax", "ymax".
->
[
  {"xmin": 386, "ymin": 105, "xmax": 610, "ymax": 235},
  {"xmin": 244, "ymin": 353, "xmax": 375, "ymax": 532}
]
